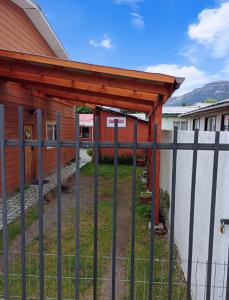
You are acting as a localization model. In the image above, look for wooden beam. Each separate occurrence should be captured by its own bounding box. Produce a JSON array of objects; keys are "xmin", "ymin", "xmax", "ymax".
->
[
  {"xmin": 0, "ymin": 49, "xmax": 177, "ymax": 84},
  {"xmin": 22, "ymin": 82, "xmax": 155, "ymax": 107},
  {"xmin": 0, "ymin": 61, "xmax": 161, "ymax": 103},
  {"xmin": 0, "ymin": 61, "xmax": 172, "ymax": 97},
  {"xmin": 31, "ymin": 86, "xmax": 153, "ymax": 112}
]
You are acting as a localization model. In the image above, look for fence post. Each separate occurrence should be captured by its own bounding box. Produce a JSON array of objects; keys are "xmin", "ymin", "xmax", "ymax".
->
[{"xmin": 0, "ymin": 104, "xmax": 8, "ymax": 299}]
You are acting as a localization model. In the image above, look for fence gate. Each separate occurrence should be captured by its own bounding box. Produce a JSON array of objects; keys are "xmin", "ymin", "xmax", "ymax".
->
[{"xmin": 0, "ymin": 105, "xmax": 229, "ymax": 299}]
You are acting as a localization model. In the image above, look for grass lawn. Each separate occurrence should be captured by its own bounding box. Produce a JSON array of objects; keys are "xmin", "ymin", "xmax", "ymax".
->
[{"xmin": 0, "ymin": 163, "xmax": 185, "ymax": 299}]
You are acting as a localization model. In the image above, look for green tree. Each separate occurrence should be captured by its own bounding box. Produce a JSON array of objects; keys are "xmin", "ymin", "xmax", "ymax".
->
[
  {"xmin": 76, "ymin": 106, "xmax": 93, "ymax": 114},
  {"xmin": 204, "ymin": 99, "xmax": 218, "ymax": 104}
]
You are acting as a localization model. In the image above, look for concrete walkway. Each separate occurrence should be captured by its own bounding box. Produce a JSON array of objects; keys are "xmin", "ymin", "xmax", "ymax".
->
[{"xmin": 0, "ymin": 149, "xmax": 91, "ymax": 230}]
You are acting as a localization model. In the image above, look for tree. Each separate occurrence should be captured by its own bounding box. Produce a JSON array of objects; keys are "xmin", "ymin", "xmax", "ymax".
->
[
  {"xmin": 204, "ymin": 99, "xmax": 218, "ymax": 104},
  {"xmin": 75, "ymin": 106, "xmax": 93, "ymax": 114}
]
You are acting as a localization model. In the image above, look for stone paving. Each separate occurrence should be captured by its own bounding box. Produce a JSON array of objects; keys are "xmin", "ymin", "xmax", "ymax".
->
[{"xmin": 0, "ymin": 149, "xmax": 91, "ymax": 230}]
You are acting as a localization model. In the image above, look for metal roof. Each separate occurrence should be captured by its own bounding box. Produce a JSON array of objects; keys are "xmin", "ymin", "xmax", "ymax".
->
[
  {"xmin": 11, "ymin": 0, "xmax": 68, "ymax": 59},
  {"xmin": 180, "ymin": 99, "xmax": 229, "ymax": 117},
  {"xmin": 162, "ymin": 103, "xmax": 211, "ymax": 116},
  {"xmin": 98, "ymin": 106, "xmax": 148, "ymax": 122}
]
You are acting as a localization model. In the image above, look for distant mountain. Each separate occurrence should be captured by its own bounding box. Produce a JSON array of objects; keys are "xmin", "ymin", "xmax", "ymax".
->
[{"xmin": 167, "ymin": 81, "xmax": 229, "ymax": 106}]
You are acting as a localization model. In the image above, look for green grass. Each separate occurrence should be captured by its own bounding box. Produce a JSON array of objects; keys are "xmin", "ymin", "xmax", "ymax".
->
[
  {"xmin": 80, "ymin": 162, "xmax": 133, "ymax": 180},
  {"xmin": 0, "ymin": 205, "xmax": 39, "ymax": 252},
  {"xmin": 0, "ymin": 163, "xmax": 186, "ymax": 299}
]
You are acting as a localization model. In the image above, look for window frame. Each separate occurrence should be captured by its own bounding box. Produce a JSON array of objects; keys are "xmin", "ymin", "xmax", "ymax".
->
[
  {"xmin": 46, "ymin": 121, "xmax": 57, "ymax": 149},
  {"xmin": 205, "ymin": 116, "xmax": 216, "ymax": 132},
  {"xmin": 173, "ymin": 120, "xmax": 188, "ymax": 131},
  {"xmin": 221, "ymin": 114, "xmax": 229, "ymax": 131},
  {"xmin": 193, "ymin": 118, "xmax": 200, "ymax": 131}
]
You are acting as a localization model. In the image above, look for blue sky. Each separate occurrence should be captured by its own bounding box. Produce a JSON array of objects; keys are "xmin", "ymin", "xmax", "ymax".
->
[{"xmin": 37, "ymin": 0, "xmax": 229, "ymax": 96}]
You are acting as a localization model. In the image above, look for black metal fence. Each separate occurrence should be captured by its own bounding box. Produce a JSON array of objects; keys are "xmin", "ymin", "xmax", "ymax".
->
[{"xmin": 0, "ymin": 104, "xmax": 229, "ymax": 299}]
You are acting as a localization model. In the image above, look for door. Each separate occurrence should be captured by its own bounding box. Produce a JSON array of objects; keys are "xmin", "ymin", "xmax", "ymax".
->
[{"xmin": 24, "ymin": 124, "xmax": 34, "ymax": 182}]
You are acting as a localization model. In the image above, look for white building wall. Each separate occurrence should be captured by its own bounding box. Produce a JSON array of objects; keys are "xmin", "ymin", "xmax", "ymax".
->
[
  {"xmin": 162, "ymin": 116, "xmax": 188, "ymax": 130},
  {"xmin": 160, "ymin": 130, "xmax": 229, "ymax": 299}
]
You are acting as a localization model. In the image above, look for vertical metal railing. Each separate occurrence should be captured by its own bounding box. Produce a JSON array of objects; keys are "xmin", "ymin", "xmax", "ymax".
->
[
  {"xmin": 0, "ymin": 104, "xmax": 8, "ymax": 299},
  {"xmin": 56, "ymin": 112, "xmax": 62, "ymax": 300},
  {"xmin": 18, "ymin": 107, "xmax": 26, "ymax": 300},
  {"xmin": 112, "ymin": 120, "xmax": 118, "ymax": 300},
  {"xmin": 93, "ymin": 116, "xmax": 99, "ymax": 300},
  {"xmin": 148, "ymin": 124, "xmax": 158, "ymax": 299},
  {"xmin": 130, "ymin": 120, "xmax": 138, "ymax": 299},
  {"xmin": 75, "ymin": 114, "xmax": 80, "ymax": 300},
  {"xmin": 168, "ymin": 126, "xmax": 178, "ymax": 300},
  {"xmin": 186, "ymin": 129, "xmax": 199, "ymax": 299},
  {"xmin": 206, "ymin": 131, "xmax": 220, "ymax": 300},
  {"xmin": 37, "ymin": 109, "xmax": 44, "ymax": 299}
]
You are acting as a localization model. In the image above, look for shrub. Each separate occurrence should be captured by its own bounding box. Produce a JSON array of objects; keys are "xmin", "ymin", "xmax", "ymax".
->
[
  {"xmin": 99, "ymin": 155, "xmax": 133, "ymax": 165},
  {"xmin": 86, "ymin": 149, "xmax": 93, "ymax": 157}
]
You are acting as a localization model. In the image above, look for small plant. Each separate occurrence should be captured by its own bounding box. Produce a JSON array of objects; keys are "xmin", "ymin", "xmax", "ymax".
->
[
  {"xmin": 159, "ymin": 189, "xmax": 170, "ymax": 225},
  {"xmin": 137, "ymin": 203, "xmax": 151, "ymax": 219},
  {"xmin": 86, "ymin": 149, "xmax": 93, "ymax": 157}
]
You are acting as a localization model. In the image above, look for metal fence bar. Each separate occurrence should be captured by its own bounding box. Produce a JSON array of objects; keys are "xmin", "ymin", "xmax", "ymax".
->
[
  {"xmin": 75, "ymin": 114, "xmax": 80, "ymax": 300},
  {"xmin": 168, "ymin": 126, "xmax": 178, "ymax": 300},
  {"xmin": 37, "ymin": 109, "xmax": 44, "ymax": 300},
  {"xmin": 148, "ymin": 124, "xmax": 158, "ymax": 300},
  {"xmin": 226, "ymin": 246, "xmax": 229, "ymax": 300},
  {"xmin": 5, "ymin": 139, "xmax": 229, "ymax": 152},
  {"xmin": 112, "ymin": 120, "xmax": 118, "ymax": 300},
  {"xmin": 130, "ymin": 120, "xmax": 138, "ymax": 299},
  {"xmin": 187, "ymin": 129, "xmax": 199, "ymax": 300},
  {"xmin": 93, "ymin": 116, "xmax": 99, "ymax": 300},
  {"xmin": 56, "ymin": 112, "xmax": 62, "ymax": 299},
  {"xmin": 206, "ymin": 131, "xmax": 220, "ymax": 300},
  {"xmin": 0, "ymin": 104, "xmax": 8, "ymax": 299},
  {"xmin": 18, "ymin": 107, "xmax": 26, "ymax": 299}
]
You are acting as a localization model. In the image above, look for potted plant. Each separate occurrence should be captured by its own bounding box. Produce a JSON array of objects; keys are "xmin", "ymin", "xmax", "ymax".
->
[
  {"xmin": 137, "ymin": 157, "xmax": 146, "ymax": 167},
  {"xmin": 140, "ymin": 191, "xmax": 152, "ymax": 205}
]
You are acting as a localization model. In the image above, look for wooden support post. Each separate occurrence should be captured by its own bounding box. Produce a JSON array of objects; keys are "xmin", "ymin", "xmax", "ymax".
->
[{"xmin": 148, "ymin": 103, "xmax": 162, "ymax": 224}]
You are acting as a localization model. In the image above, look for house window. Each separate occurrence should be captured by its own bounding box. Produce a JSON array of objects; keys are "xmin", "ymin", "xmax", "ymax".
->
[
  {"xmin": 173, "ymin": 121, "xmax": 188, "ymax": 130},
  {"xmin": 82, "ymin": 127, "xmax": 90, "ymax": 138},
  {"xmin": 193, "ymin": 118, "xmax": 200, "ymax": 130},
  {"xmin": 46, "ymin": 122, "xmax": 57, "ymax": 140},
  {"xmin": 205, "ymin": 116, "xmax": 216, "ymax": 131},
  {"xmin": 221, "ymin": 114, "xmax": 229, "ymax": 131}
]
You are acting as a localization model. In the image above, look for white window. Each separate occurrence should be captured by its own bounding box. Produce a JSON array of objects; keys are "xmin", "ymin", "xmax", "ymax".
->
[
  {"xmin": 221, "ymin": 114, "xmax": 229, "ymax": 131},
  {"xmin": 193, "ymin": 118, "xmax": 200, "ymax": 130},
  {"xmin": 46, "ymin": 122, "xmax": 57, "ymax": 141},
  {"xmin": 205, "ymin": 116, "xmax": 216, "ymax": 131},
  {"xmin": 173, "ymin": 121, "xmax": 188, "ymax": 131}
]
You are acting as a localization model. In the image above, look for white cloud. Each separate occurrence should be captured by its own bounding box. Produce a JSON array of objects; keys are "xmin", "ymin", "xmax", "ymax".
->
[
  {"xmin": 113, "ymin": 0, "xmax": 145, "ymax": 30},
  {"xmin": 130, "ymin": 11, "xmax": 145, "ymax": 29},
  {"xmin": 145, "ymin": 64, "xmax": 216, "ymax": 96},
  {"xmin": 89, "ymin": 35, "xmax": 113, "ymax": 49},
  {"xmin": 188, "ymin": 1, "xmax": 229, "ymax": 58}
]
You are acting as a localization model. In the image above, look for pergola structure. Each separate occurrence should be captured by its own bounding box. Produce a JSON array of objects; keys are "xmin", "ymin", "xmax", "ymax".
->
[{"xmin": 0, "ymin": 49, "xmax": 184, "ymax": 222}]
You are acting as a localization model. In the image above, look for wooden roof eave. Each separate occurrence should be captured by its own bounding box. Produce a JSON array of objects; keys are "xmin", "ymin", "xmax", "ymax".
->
[{"xmin": 0, "ymin": 49, "xmax": 183, "ymax": 113}]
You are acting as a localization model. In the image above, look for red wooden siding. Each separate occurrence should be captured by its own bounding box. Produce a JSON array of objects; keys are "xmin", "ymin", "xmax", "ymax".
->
[
  {"xmin": 98, "ymin": 109, "xmax": 148, "ymax": 158},
  {"xmin": 0, "ymin": 0, "xmax": 55, "ymax": 57},
  {"xmin": 0, "ymin": 82, "xmax": 75, "ymax": 193}
]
